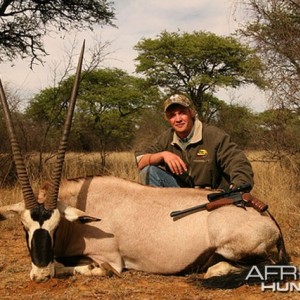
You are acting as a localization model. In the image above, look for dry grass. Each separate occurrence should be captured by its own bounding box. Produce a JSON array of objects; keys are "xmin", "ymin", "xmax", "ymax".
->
[
  {"xmin": 247, "ymin": 152, "xmax": 300, "ymax": 260},
  {"xmin": 26, "ymin": 151, "xmax": 140, "ymax": 182}
]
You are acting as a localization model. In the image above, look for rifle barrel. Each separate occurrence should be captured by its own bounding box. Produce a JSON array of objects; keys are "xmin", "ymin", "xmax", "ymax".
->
[{"xmin": 170, "ymin": 203, "xmax": 207, "ymax": 218}]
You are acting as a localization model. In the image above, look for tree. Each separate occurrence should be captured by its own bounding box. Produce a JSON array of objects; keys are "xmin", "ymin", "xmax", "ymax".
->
[
  {"xmin": 134, "ymin": 30, "xmax": 265, "ymax": 119},
  {"xmin": 74, "ymin": 68, "xmax": 160, "ymax": 168},
  {"xmin": 237, "ymin": 0, "xmax": 300, "ymax": 172},
  {"xmin": 26, "ymin": 68, "xmax": 161, "ymax": 169},
  {"xmin": 214, "ymin": 103, "xmax": 256, "ymax": 149},
  {"xmin": 0, "ymin": 82, "xmax": 26, "ymax": 152},
  {"xmin": 0, "ymin": 0, "xmax": 114, "ymax": 65},
  {"xmin": 237, "ymin": 0, "xmax": 300, "ymax": 113},
  {"xmin": 255, "ymin": 109, "xmax": 300, "ymax": 167},
  {"xmin": 0, "ymin": 82, "xmax": 33, "ymax": 185}
]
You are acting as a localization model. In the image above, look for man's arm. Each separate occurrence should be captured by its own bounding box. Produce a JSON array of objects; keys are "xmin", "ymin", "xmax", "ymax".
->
[
  {"xmin": 217, "ymin": 133, "xmax": 254, "ymax": 189},
  {"xmin": 137, "ymin": 153, "xmax": 164, "ymax": 170},
  {"xmin": 137, "ymin": 151, "xmax": 188, "ymax": 175}
]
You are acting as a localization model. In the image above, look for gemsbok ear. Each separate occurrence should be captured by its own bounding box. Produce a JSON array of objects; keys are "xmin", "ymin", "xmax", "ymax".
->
[
  {"xmin": 0, "ymin": 202, "xmax": 25, "ymax": 219},
  {"xmin": 57, "ymin": 201, "xmax": 101, "ymax": 224}
]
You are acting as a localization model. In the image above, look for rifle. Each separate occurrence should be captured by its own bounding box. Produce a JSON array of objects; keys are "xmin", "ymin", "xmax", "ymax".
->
[{"xmin": 170, "ymin": 183, "xmax": 268, "ymax": 218}]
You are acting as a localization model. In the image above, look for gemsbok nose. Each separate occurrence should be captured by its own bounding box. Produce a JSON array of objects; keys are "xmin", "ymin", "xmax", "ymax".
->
[{"xmin": 32, "ymin": 274, "xmax": 51, "ymax": 283}]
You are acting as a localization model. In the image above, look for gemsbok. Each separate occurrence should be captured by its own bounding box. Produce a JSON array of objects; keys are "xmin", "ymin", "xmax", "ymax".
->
[{"xmin": 0, "ymin": 42, "xmax": 289, "ymax": 289}]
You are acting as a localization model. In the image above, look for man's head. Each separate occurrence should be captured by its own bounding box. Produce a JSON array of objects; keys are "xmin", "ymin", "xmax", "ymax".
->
[{"xmin": 164, "ymin": 94, "xmax": 196, "ymax": 139}]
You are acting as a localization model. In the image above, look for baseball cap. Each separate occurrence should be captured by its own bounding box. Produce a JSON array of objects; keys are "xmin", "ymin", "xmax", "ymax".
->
[{"xmin": 163, "ymin": 94, "xmax": 193, "ymax": 112}]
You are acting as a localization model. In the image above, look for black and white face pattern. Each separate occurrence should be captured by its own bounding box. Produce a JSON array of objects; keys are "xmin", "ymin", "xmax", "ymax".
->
[{"xmin": 21, "ymin": 204, "xmax": 61, "ymax": 283}]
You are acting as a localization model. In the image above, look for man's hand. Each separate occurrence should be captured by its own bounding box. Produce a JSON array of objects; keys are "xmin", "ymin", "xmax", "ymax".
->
[{"xmin": 162, "ymin": 151, "xmax": 187, "ymax": 175}]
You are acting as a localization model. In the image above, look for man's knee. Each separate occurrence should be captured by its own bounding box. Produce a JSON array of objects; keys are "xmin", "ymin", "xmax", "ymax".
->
[
  {"xmin": 139, "ymin": 165, "xmax": 151, "ymax": 185},
  {"xmin": 139, "ymin": 165, "xmax": 180, "ymax": 187},
  {"xmin": 139, "ymin": 165, "xmax": 159, "ymax": 185}
]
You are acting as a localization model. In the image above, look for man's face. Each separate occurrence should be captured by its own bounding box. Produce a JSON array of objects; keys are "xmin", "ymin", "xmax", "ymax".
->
[{"xmin": 165, "ymin": 105, "xmax": 195, "ymax": 138}]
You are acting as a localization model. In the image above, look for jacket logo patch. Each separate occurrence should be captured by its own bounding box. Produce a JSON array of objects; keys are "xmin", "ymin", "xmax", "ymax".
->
[{"xmin": 197, "ymin": 149, "xmax": 208, "ymax": 157}]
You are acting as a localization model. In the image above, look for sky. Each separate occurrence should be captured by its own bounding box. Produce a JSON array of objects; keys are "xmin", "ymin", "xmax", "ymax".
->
[{"xmin": 0, "ymin": 0, "xmax": 268, "ymax": 112}]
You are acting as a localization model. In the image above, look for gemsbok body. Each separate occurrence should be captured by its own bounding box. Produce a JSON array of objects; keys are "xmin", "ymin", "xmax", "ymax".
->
[{"xmin": 0, "ymin": 42, "xmax": 289, "ymax": 289}]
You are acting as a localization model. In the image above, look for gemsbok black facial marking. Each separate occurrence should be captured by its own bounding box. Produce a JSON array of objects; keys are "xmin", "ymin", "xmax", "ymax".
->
[
  {"xmin": 30, "ymin": 204, "xmax": 53, "ymax": 226},
  {"xmin": 30, "ymin": 228, "xmax": 53, "ymax": 267},
  {"xmin": 21, "ymin": 205, "xmax": 59, "ymax": 270}
]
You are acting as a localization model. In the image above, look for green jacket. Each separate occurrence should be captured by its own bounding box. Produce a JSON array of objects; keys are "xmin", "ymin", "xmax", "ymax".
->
[{"xmin": 137, "ymin": 119, "xmax": 254, "ymax": 190}]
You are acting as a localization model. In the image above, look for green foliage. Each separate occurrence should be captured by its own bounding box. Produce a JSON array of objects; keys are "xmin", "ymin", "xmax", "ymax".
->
[
  {"xmin": 256, "ymin": 109, "xmax": 300, "ymax": 154},
  {"xmin": 25, "ymin": 68, "xmax": 161, "ymax": 155},
  {"xmin": 134, "ymin": 30, "xmax": 265, "ymax": 117},
  {"xmin": 200, "ymin": 93, "xmax": 224, "ymax": 123},
  {"xmin": 133, "ymin": 104, "xmax": 168, "ymax": 151},
  {"xmin": 74, "ymin": 69, "xmax": 160, "ymax": 153},
  {"xmin": 214, "ymin": 103, "xmax": 256, "ymax": 149},
  {"xmin": 26, "ymin": 87, "xmax": 69, "ymax": 126}
]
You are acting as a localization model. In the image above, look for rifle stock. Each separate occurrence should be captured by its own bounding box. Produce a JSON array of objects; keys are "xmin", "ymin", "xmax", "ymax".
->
[
  {"xmin": 205, "ymin": 198, "xmax": 235, "ymax": 211},
  {"xmin": 242, "ymin": 193, "xmax": 268, "ymax": 213}
]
